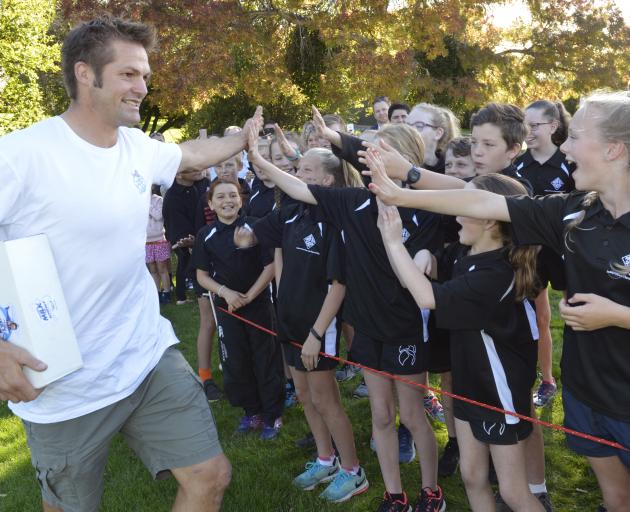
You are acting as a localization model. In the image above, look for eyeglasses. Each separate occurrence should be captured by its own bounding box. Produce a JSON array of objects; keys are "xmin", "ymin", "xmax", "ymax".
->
[
  {"xmin": 408, "ymin": 121, "xmax": 438, "ymax": 130},
  {"xmin": 527, "ymin": 122, "xmax": 553, "ymax": 131}
]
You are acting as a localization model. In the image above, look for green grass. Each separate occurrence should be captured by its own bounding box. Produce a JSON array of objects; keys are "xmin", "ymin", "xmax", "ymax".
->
[{"xmin": 0, "ymin": 290, "xmax": 603, "ymax": 511}]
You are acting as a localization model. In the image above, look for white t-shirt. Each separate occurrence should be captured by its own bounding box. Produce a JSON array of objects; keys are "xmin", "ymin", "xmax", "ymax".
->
[{"xmin": 0, "ymin": 117, "xmax": 182, "ymax": 423}]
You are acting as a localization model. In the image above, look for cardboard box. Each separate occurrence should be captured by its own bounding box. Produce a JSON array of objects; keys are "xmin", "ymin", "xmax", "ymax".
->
[{"xmin": 0, "ymin": 234, "xmax": 83, "ymax": 388}]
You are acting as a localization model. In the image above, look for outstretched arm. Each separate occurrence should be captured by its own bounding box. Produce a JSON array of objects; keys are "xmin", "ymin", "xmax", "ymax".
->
[
  {"xmin": 365, "ymin": 148, "xmax": 511, "ymax": 222},
  {"xmin": 247, "ymin": 124, "xmax": 318, "ymax": 205},
  {"xmin": 376, "ymin": 199, "xmax": 436, "ymax": 309},
  {"xmin": 178, "ymin": 106, "xmax": 263, "ymax": 172},
  {"xmin": 312, "ymin": 106, "xmax": 342, "ymax": 148}
]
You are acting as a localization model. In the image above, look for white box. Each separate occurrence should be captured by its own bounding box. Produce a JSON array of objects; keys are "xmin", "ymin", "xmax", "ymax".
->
[{"xmin": 0, "ymin": 234, "xmax": 83, "ymax": 388}]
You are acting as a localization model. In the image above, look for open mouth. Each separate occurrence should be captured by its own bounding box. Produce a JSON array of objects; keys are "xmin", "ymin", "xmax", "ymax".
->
[{"xmin": 122, "ymin": 99, "xmax": 141, "ymax": 108}]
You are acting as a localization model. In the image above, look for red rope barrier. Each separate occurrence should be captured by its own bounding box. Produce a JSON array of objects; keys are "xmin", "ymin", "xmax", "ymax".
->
[{"xmin": 217, "ymin": 306, "xmax": 629, "ymax": 452}]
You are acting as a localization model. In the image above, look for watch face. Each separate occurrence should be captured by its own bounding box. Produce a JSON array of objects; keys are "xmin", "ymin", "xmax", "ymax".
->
[{"xmin": 408, "ymin": 167, "xmax": 421, "ymax": 183}]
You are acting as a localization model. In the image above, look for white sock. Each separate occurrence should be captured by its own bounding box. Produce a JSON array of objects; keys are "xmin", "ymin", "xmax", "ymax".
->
[
  {"xmin": 317, "ymin": 455, "xmax": 335, "ymax": 467},
  {"xmin": 529, "ymin": 481, "xmax": 547, "ymax": 494}
]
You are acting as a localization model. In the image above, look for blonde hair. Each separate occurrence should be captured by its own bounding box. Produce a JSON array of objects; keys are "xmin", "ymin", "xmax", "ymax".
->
[
  {"xmin": 376, "ymin": 124, "xmax": 425, "ymax": 166},
  {"xmin": 411, "ymin": 103, "xmax": 461, "ymax": 152},
  {"xmin": 471, "ymin": 174, "xmax": 541, "ymax": 300}
]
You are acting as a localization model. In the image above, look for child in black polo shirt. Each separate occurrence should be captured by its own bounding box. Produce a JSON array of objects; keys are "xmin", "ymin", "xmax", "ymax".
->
[
  {"xmin": 518, "ymin": 100, "xmax": 576, "ymax": 410},
  {"xmin": 192, "ymin": 179, "xmax": 284, "ymax": 440},
  {"xmin": 244, "ymin": 122, "xmax": 445, "ymax": 512},
  {"xmin": 236, "ymin": 141, "xmax": 369, "ymax": 503},
  {"xmin": 372, "ymin": 160, "xmax": 543, "ymax": 512},
  {"xmin": 366, "ymin": 90, "xmax": 630, "ymax": 511}
]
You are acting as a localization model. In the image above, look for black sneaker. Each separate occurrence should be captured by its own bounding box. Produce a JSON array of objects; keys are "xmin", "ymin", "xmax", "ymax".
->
[
  {"xmin": 295, "ymin": 431, "xmax": 316, "ymax": 449},
  {"xmin": 597, "ymin": 505, "xmax": 607, "ymax": 512},
  {"xmin": 375, "ymin": 492, "xmax": 411, "ymax": 512},
  {"xmin": 437, "ymin": 438, "xmax": 459, "ymax": 477},
  {"xmin": 412, "ymin": 486, "xmax": 445, "ymax": 512},
  {"xmin": 203, "ymin": 379, "xmax": 223, "ymax": 402}
]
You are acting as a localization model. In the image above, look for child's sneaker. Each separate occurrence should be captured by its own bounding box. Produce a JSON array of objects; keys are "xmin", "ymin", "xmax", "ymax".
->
[
  {"xmin": 376, "ymin": 492, "xmax": 411, "ymax": 512},
  {"xmin": 336, "ymin": 363, "xmax": 360, "ymax": 382},
  {"xmin": 235, "ymin": 414, "xmax": 263, "ymax": 434},
  {"xmin": 319, "ymin": 467, "xmax": 369, "ymax": 502},
  {"xmin": 412, "ymin": 486, "xmax": 445, "ymax": 512},
  {"xmin": 437, "ymin": 438, "xmax": 459, "ymax": 477},
  {"xmin": 260, "ymin": 417, "xmax": 282, "ymax": 440},
  {"xmin": 423, "ymin": 393, "xmax": 445, "ymax": 423},
  {"xmin": 353, "ymin": 379, "xmax": 369, "ymax": 398},
  {"xmin": 293, "ymin": 457, "xmax": 340, "ymax": 490},
  {"xmin": 398, "ymin": 424, "xmax": 416, "ymax": 463},
  {"xmin": 285, "ymin": 382, "xmax": 297, "ymax": 408},
  {"xmin": 203, "ymin": 379, "xmax": 222, "ymax": 402},
  {"xmin": 533, "ymin": 379, "xmax": 557, "ymax": 407}
]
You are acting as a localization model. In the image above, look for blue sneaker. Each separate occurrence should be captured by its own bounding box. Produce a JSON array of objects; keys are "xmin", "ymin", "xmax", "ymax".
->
[
  {"xmin": 293, "ymin": 457, "xmax": 340, "ymax": 490},
  {"xmin": 235, "ymin": 414, "xmax": 263, "ymax": 434},
  {"xmin": 260, "ymin": 418, "xmax": 282, "ymax": 440},
  {"xmin": 319, "ymin": 467, "xmax": 369, "ymax": 503},
  {"xmin": 398, "ymin": 424, "xmax": 416, "ymax": 464}
]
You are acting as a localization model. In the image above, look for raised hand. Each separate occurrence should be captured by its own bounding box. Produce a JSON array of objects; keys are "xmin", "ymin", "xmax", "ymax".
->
[
  {"xmin": 274, "ymin": 124, "xmax": 299, "ymax": 159},
  {"xmin": 247, "ymin": 123, "xmax": 262, "ymax": 164},
  {"xmin": 365, "ymin": 147, "xmax": 403, "ymax": 205},
  {"xmin": 376, "ymin": 197, "xmax": 403, "ymax": 246},
  {"xmin": 243, "ymin": 105, "xmax": 264, "ymax": 140},
  {"xmin": 359, "ymin": 138, "xmax": 411, "ymax": 182}
]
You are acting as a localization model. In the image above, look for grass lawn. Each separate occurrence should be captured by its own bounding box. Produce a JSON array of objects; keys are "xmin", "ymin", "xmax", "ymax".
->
[{"xmin": 0, "ymin": 290, "xmax": 603, "ymax": 511}]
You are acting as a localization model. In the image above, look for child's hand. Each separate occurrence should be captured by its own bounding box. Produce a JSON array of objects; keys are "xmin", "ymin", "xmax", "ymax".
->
[
  {"xmin": 359, "ymin": 138, "xmax": 412, "ymax": 183},
  {"xmin": 365, "ymin": 147, "xmax": 403, "ymax": 205},
  {"xmin": 413, "ymin": 249, "xmax": 433, "ymax": 276},
  {"xmin": 246, "ymin": 124, "xmax": 262, "ymax": 164},
  {"xmin": 274, "ymin": 124, "xmax": 299, "ymax": 159},
  {"xmin": 559, "ymin": 293, "xmax": 626, "ymax": 331},
  {"xmin": 312, "ymin": 106, "xmax": 336, "ymax": 142},
  {"xmin": 223, "ymin": 288, "xmax": 248, "ymax": 312},
  {"xmin": 233, "ymin": 226, "xmax": 257, "ymax": 248},
  {"xmin": 243, "ymin": 106, "xmax": 263, "ymax": 143},
  {"xmin": 376, "ymin": 197, "xmax": 403, "ymax": 246},
  {"xmin": 301, "ymin": 333, "xmax": 321, "ymax": 371}
]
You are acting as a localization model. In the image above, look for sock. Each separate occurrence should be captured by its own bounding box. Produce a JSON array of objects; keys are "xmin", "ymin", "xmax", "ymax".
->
[
  {"xmin": 389, "ymin": 493, "xmax": 405, "ymax": 503},
  {"xmin": 317, "ymin": 454, "xmax": 335, "ymax": 466},
  {"xmin": 199, "ymin": 368, "xmax": 212, "ymax": 382},
  {"xmin": 342, "ymin": 464, "xmax": 360, "ymax": 475},
  {"xmin": 529, "ymin": 481, "xmax": 547, "ymax": 494}
]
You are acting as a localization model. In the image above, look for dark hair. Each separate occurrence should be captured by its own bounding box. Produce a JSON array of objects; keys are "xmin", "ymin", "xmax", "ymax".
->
[
  {"xmin": 526, "ymin": 100, "xmax": 571, "ymax": 146},
  {"xmin": 446, "ymin": 136, "xmax": 472, "ymax": 158},
  {"xmin": 471, "ymin": 173, "xmax": 541, "ymax": 300},
  {"xmin": 388, "ymin": 102, "xmax": 410, "ymax": 120},
  {"xmin": 373, "ymin": 96, "xmax": 390, "ymax": 106},
  {"xmin": 470, "ymin": 103, "xmax": 527, "ymax": 149},
  {"xmin": 62, "ymin": 15, "xmax": 157, "ymax": 100},
  {"xmin": 207, "ymin": 178, "xmax": 241, "ymax": 201}
]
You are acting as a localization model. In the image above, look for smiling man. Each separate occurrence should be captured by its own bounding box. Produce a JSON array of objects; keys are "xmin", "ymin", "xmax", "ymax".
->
[{"xmin": 0, "ymin": 15, "xmax": 261, "ymax": 512}]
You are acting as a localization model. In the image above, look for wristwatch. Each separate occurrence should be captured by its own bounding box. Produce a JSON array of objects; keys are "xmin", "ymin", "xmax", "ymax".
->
[{"xmin": 405, "ymin": 165, "xmax": 422, "ymax": 186}]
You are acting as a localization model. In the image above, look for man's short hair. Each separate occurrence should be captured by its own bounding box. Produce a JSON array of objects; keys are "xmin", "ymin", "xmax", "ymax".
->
[
  {"xmin": 470, "ymin": 103, "xmax": 527, "ymax": 148},
  {"xmin": 373, "ymin": 96, "xmax": 390, "ymax": 106},
  {"xmin": 388, "ymin": 102, "xmax": 410, "ymax": 120},
  {"xmin": 62, "ymin": 15, "xmax": 157, "ymax": 100}
]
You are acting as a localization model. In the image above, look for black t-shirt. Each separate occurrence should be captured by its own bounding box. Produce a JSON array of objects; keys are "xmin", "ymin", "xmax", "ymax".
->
[
  {"xmin": 246, "ymin": 181, "xmax": 276, "ymax": 219},
  {"xmin": 507, "ymin": 192, "xmax": 630, "ymax": 421},
  {"xmin": 192, "ymin": 215, "xmax": 273, "ymax": 311},
  {"xmin": 308, "ymin": 185, "xmax": 442, "ymax": 344},
  {"xmin": 432, "ymin": 244, "xmax": 538, "ymax": 424},
  {"xmin": 162, "ymin": 181, "xmax": 199, "ymax": 244},
  {"xmin": 514, "ymin": 148, "xmax": 575, "ymax": 196},
  {"xmin": 253, "ymin": 203, "xmax": 345, "ymax": 342}
]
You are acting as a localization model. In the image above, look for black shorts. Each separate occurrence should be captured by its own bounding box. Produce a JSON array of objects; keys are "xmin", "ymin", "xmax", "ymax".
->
[
  {"xmin": 350, "ymin": 330, "xmax": 426, "ymax": 375},
  {"xmin": 426, "ymin": 311, "xmax": 450, "ymax": 373},
  {"xmin": 465, "ymin": 417, "xmax": 533, "ymax": 445},
  {"xmin": 281, "ymin": 318, "xmax": 341, "ymax": 372}
]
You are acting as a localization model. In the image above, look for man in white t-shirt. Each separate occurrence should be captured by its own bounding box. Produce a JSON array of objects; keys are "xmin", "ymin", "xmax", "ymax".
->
[{"xmin": 0, "ymin": 15, "xmax": 261, "ymax": 512}]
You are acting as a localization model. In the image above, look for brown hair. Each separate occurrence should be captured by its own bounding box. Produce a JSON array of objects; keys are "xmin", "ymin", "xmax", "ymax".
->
[
  {"xmin": 471, "ymin": 174, "xmax": 541, "ymax": 300},
  {"xmin": 526, "ymin": 100, "xmax": 571, "ymax": 146},
  {"xmin": 470, "ymin": 103, "xmax": 527, "ymax": 149},
  {"xmin": 208, "ymin": 178, "xmax": 241, "ymax": 201},
  {"xmin": 62, "ymin": 15, "xmax": 156, "ymax": 100},
  {"xmin": 446, "ymin": 136, "xmax": 472, "ymax": 158}
]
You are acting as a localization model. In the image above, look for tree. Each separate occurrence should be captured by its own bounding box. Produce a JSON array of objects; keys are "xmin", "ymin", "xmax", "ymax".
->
[{"xmin": 0, "ymin": 0, "xmax": 60, "ymax": 134}]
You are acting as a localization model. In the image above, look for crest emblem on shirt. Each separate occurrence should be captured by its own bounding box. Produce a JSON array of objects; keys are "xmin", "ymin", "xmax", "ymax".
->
[
  {"xmin": 303, "ymin": 234, "xmax": 317, "ymax": 250},
  {"xmin": 0, "ymin": 306, "xmax": 18, "ymax": 341},
  {"xmin": 131, "ymin": 169, "xmax": 147, "ymax": 193},
  {"xmin": 401, "ymin": 228, "xmax": 410, "ymax": 243},
  {"xmin": 622, "ymin": 254, "xmax": 630, "ymax": 266},
  {"xmin": 551, "ymin": 177, "xmax": 564, "ymax": 190}
]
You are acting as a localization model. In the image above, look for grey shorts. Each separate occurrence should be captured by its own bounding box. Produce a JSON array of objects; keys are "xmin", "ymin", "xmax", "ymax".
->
[{"xmin": 22, "ymin": 347, "xmax": 222, "ymax": 512}]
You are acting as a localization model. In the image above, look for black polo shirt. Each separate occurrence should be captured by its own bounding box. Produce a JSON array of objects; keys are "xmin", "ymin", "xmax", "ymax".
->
[
  {"xmin": 506, "ymin": 192, "xmax": 630, "ymax": 421},
  {"xmin": 500, "ymin": 164, "xmax": 534, "ymax": 196},
  {"xmin": 162, "ymin": 181, "xmax": 198, "ymax": 244},
  {"xmin": 308, "ymin": 185, "xmax": 442, "ymax": 344},
  {"xmin": 246, "ymin": 181, "xmax": 276, "ymax": 219},
  {"xmin": 253, "ymin": 203, "xmax": 345, "ymax": 342},
  {"xmin": 192, "ymin": 215, "xmax": 273, "ymax": 311},
  {"xmin": 514, "ymin": 148, "xmax": 575, "ymax": 196},
  {"xmin": 432, "ymin": 245, "xmax": 538, "ymax": 424}
]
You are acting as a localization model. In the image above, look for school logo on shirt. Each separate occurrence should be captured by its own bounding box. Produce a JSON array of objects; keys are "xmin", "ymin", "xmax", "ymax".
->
[
  {"xmin": 401, "ymin": 228, "xmax": 410, "ymax": 243},
  {"xmin": 622, "ymin": 254, "xmax": 630, "ymax": 266},
  {"xmin": 0, "ymin": 305, "xmax": 18, "ymax": 342},
  {"xmin": 398, "ymin": 345, "xmax": 416, "ymax": 367},
  {"xmin": 131, "ymin": 169, "xmax": 147, "ymax": 193},
  {"xmin": 303, "ymin": 234, "xmax": 317, "ymax": 250},
  {"xmin": 551, "ymin": 177, "xmax": 564, "ymax": 190}
]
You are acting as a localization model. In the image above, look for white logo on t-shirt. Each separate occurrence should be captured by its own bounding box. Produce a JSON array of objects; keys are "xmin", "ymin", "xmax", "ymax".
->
[
  {"xmin": 304, "ymin": 234, "xmax": 317, "ymax": 249},
  {"xmin": 551, "ymin": 177, "xmax": 564, "ymax": 190},
  {"xmin": 131, "ymin": 169, "xmax": 146, "ymax": 193},
  {"xmin": 401, "ymin": 228, "xmax": 410, "ymax": 243},
  {"xmin": 622, "ymin": 254, "xmax": 630, "ymax": 266}
]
